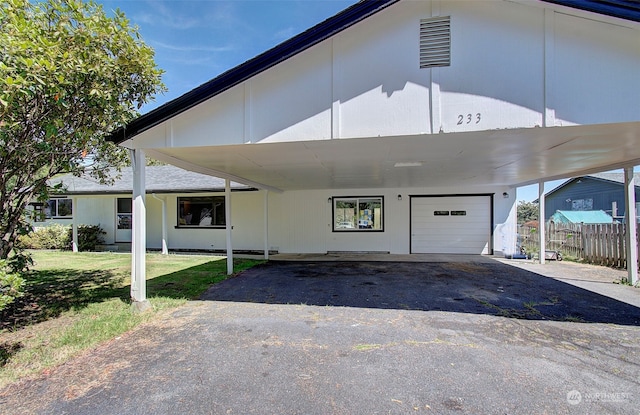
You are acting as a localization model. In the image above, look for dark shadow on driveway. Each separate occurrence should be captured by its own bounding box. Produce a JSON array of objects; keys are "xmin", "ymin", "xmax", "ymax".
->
[{"xmin": 200, "ymin": 261, "xmax": 640, "ymax": 326}]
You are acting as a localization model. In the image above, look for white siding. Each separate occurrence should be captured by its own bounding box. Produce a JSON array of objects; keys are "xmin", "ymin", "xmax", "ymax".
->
[
  {"xmin": 553, "ymin": 13, "xmax": 640, "ymax": 125},
  {"xmin": 269, "ymin": 185, "xmax": 513, "ymax": 256},
  {"xmin": 74, "ymin": 197, "xmax": 117, "ymax": 244},
  {"xmin": 334, "ymin": 0, "xmax": 432, "ymax": 138},
  {"xmin": 128, "ymin": 0, "xmax": 640, "ymax": 153},
  {"xmin": 34, "ymin": 184, "xmax": 514, "ymax": 256},
  {"xmin": 251, "ymin": 45, "xmax": 333, "ymax": 143},
  {"xmin": 438, "ymin": 1, "xmax": 544, "ymax": 132}
]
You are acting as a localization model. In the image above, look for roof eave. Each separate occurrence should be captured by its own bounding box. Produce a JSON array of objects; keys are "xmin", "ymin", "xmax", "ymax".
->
[
  {"xmin": 53, "ymin": 188, "xmax": 256, "ymax": 196},
  {"xmin": 541, "ymin": 0, "xmax": 640, "ymax": 23}
]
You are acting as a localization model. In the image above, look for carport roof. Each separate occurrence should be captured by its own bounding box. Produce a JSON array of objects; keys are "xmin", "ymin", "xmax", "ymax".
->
[{"xmin": 107, "ymin": 0, "xmax": 640, "ymax": 145}]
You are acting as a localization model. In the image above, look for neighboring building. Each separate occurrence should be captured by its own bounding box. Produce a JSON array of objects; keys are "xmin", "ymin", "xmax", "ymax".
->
[
  {"xmin": 549, "ymin": 210, "xmax": 615, "ymax": 225},
  {"xmin": 107, "ymin": 0, "xmax": 640, "ymax": 258},
  {"xmin": 32, "ymin": 166, "xmax": 260, "ymax": 252},
  {"xmin": 544, "ymin": 173, "xmax": 640, "ymax": 221}
]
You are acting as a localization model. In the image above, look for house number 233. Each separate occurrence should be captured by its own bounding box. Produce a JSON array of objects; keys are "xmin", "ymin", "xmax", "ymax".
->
[{"xmin": 457, "ymin": 113, "xmax": 481, "ymax": 125}]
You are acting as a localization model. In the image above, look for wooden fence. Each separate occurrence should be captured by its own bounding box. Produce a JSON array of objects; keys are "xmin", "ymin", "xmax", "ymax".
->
[{"xmin": 518, "ymin": 222, "xmax": 640, "ymax": 269}]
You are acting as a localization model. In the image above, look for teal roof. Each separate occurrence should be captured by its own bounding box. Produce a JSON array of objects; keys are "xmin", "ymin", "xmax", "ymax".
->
[{"xmin": 550, "ymin": 210, "xmax": 614, "ymax": 224}]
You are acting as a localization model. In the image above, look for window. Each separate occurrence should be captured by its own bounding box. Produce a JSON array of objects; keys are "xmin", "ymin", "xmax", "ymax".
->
[
  {"xmin": 333, "ymin": 197, "xmax": 383, "ymax": 231},
  {"xmin": 178, "ymin": 196, "xmax": 225, "ymax": 228},
  {"xmin": 571, "ymin": 198, "xmax": 593, "ymax": 211},
  {"xmin": 117, "ymin": 198, "xmax": 132, "ymax": 230},
  {"xmin": 44, "ymin": 198, "xmax": 73, "ymax": 218}
]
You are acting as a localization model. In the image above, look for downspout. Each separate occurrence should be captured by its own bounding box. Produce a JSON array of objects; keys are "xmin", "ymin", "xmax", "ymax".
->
[{"xmin": 151, "ymin": 193, "xmax": 169, "ymax": 255}]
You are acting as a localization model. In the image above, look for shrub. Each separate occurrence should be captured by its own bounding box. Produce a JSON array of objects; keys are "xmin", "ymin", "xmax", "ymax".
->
[
  {"xmin": 74, "ymin": 224, "xmax": 106, "ymax": 251},
  {"xmin": 17, "ymin": 224, "xmax": 106, "ymax": 252},
  {"xmin": 0, "ymin": 260, "xmax": 25, "ymax": 312},
  {"xmin": 18, "ymin": 224, "xmax": 70, "ymax": 250}
]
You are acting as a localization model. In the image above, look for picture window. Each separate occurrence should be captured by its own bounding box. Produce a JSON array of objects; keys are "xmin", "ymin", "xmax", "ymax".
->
[
  {"xmin": 178, "ymin": 196, "xmax": 225, "ymax": 228},
  {"xmin": 333, "ymin": 197, "xmax": 383, "ymax": 231}
]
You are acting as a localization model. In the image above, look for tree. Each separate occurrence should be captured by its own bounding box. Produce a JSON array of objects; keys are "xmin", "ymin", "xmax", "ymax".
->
[
  {"xmin": 0, "ymin": 0, "xmax": 165, "ymax": 270},
  {"xmin": 517, "ymin": 200, "xmax": 539, "ymax": 224}
]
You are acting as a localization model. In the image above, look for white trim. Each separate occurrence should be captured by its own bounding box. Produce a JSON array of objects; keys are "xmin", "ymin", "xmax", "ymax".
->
[
  {"xmin": 624, "ymin": 167, "xmax": 638, "ymax": 285},
  {"xmin": 244, "ymin": 81, "xmax": 253, "ymax": 143},
  {"xmin": 544, "ymin": 8, "xmax": 556, "ymax": 128}
]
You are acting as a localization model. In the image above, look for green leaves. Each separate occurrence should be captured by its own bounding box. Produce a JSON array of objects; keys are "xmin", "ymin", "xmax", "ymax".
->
[
  {"xmin": 0, "ymin": 0, "xmax": 165, "ymax": 265},
  {"xmin": 0, "ymin": 259, "xmax": 25, "ymax": 311}
]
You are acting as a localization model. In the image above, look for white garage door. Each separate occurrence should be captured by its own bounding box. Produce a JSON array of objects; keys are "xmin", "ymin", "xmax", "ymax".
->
[{"xmin": 411, "ymin": 196, "xmax": 491, "ymax": 254}]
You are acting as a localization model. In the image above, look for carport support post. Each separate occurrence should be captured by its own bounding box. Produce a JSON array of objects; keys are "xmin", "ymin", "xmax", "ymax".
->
[
  {"xmin": 624, "ymin": 167, "xmax": 638, "ymax": 285},
  {"xmin": 264, "ymin": 190, "xmax": 269, "ymax": 260},
  {"xmin": 130, "ymin": 149, "xmax": 150, "ymax": 312},
  {"xmin": 226, "ymin": 179, "xmax": 233, "ymax": 275},
  {"xmin": 538, "ymin": 182, "xmax": 546, "ymax": 264}
]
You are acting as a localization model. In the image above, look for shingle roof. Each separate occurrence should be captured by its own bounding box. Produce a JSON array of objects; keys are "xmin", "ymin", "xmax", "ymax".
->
[
  {"xmin": 586, "ymin": 172, "xmax": 640, "ymax": 184},
  {"xmin": 538, "ymin": 172, "xmax": 640, "ymax": 201},
  {"xmin": 107, "ymin": 0, "xmax": 640, "ymax": 145},
  {"xmin": 49, "ymin": 165, "xmax": 253, "ymax": 195}
]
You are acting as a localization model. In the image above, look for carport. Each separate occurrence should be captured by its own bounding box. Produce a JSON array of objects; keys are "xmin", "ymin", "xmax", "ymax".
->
[{"xmin": 107, "ymin": 0, "xmax": 640, "ymax": 307}]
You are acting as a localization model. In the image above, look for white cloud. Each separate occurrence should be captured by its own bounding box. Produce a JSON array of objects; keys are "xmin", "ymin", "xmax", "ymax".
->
[
  {"xmin": 152, "ymin": 40, "xmax": 233, "ymax": 53},
  {"xmin": 131, "ymin": 0, "xmax": 238, "ymax": 30},
  {"xmin": 273, "ymin": 26, "xmax": 297, "ymax": 42}
]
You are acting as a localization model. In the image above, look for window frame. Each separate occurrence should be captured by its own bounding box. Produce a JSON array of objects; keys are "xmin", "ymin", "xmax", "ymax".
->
[
  {"xmin": 117, "ymin": 198, "xmax": 132, "ymax": 230},
  {"xmin": 45, "ymin": 198, "xmax": 73, "ymax": 219},
  {"xmin": 176, "ymin": 196, "xmax": 226, "ymax": 229},
  {"xmin": 332, "ymin": 196, "xmax": 384, "ymax": 232}
]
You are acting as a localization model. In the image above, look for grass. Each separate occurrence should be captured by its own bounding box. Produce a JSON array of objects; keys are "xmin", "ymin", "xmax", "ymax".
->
[{"xmin": 0, "ymin": 250, "xmax": 262, "ymax": 389}]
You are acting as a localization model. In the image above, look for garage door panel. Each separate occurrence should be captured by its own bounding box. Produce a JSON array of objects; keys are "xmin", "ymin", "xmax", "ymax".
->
[{"xmin": 411, "ymin": 196, "xmax": 491, "ymax": 254}]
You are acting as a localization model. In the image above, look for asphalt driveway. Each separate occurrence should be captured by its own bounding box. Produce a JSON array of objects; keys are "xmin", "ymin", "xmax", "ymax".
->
[
  {"xmin": 1, "ymin": 257, "xmax": 639, "ymax": 414},
  {"xmin": 201, "ymin": 257, "xmax": 640, "ymax": 326}
]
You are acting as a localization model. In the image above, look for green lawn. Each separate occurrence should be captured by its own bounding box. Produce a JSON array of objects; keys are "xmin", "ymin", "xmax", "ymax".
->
[{"xmin": 0, "ymin": 251, "xmax": 262, "ymax": 389}]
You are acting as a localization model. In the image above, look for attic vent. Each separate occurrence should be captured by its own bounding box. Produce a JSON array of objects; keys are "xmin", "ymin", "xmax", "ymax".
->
[{"xmin": 420, "ymin": 16, "xmax": 451, "ymax": 68}]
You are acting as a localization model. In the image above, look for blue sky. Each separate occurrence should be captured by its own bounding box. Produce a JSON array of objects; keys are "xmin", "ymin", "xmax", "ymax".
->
[
  {"xmin": 98, "ymin": 0, "xmax": 356, "ymax": 110},
  {"xmin": 517, "ymin": 180, "xmax": 566, "ymax": 203}
]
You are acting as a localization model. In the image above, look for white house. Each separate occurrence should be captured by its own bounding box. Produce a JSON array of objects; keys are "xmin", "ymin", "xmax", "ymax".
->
[
  {"xmin": 106, "ymin": 0, "xmax": 640, "ymax": 303},
  {"xmin": 37, "ymin": 166, "xmax": 260, "ymax": 253}
]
